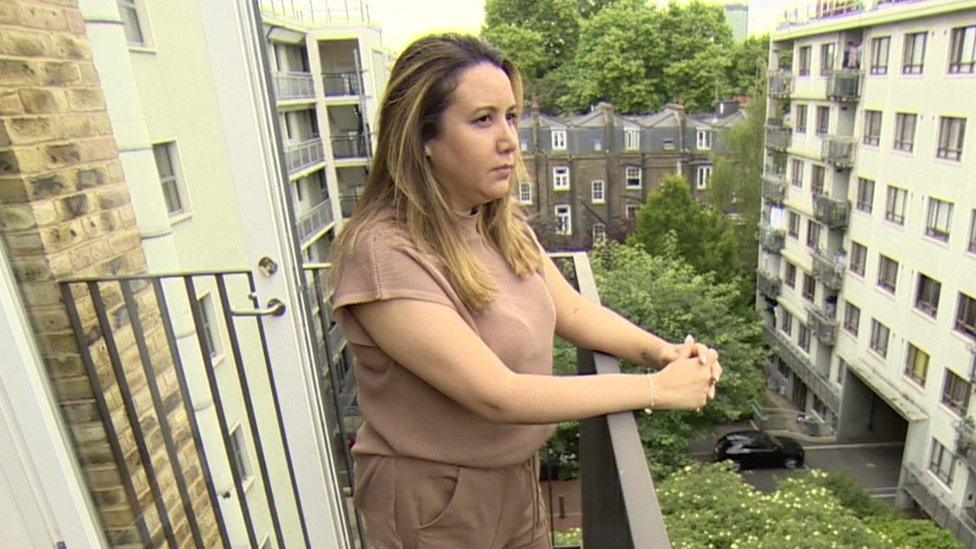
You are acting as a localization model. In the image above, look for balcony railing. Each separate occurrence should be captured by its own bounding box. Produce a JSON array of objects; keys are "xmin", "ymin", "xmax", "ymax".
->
[
  {"xmin": 902, "ymin": 463, "xmax": 976, "ymax": 548},
  {"xmin": 825, "ymin": 69, "xmax": 862, "ymax": 102},
  {"xmin": 765, "ymin": 126, "xmax": 791, "ymax": 152},
  {"xmin": 762, "ymin": 166, "xmax": 787, "ymax": 204},
  {"xmin": 813, "ymin": 195, "xmax": 851, "ymax": 229},
  {"xmin": 806, "ymin": 305, "xmax": 838, "ymax": 347},
  {"xmin": 821, "ymin": 136, "xmax": 856, "ymax": 168},
  {"xmin": 286, "ymin": 138, "xmax": 325, "ymax": 174},
  {"xmin": 956, "ymin": 419, "xmax": 976, "ymax": 471},
  {"xmin": 272, "ymin": 71, "xmax": 315, "ymax": 101},
  {"xmin": 259, "ymin": 0, "xmax": 369, "ymax": 23},
  {"xmin": 331, "ymin": 133, "xmax": 369, "ymax": 159},
  {"xmin": 764, "ymin": 326, "xmax": 840, "ymax": 412},
  {"xmin": 297, "ymin": 199, "xmax": 335, "ymax": 245},
  {"xmin": 768, "ymin": 70, "xmax": 794, "ymax": 97},
  {"xmin": 811, "ymin": 248, "xmax": 845, "ymax": 291},
  {"xmin": 322, "ymin": 71, "xmax": 365, "ymax": 97},
  {"xmin": 757, "ymin": 269, "xmax": 781, "ymax": 299},
  {"xmin": 759, "ymin": 225, "xmax": 786, "ymax": 253}
]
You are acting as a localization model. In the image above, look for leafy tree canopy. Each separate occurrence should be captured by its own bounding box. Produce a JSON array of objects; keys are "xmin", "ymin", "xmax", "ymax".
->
[{"xmin": 483, "ymin": 0, "xmax": 580, "ymax": 74}]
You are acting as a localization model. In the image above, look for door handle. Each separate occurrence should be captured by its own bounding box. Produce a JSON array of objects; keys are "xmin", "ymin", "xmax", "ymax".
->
[{"xmin": 231, "ymin": 297, "xmax": 286, "ymax": 317}]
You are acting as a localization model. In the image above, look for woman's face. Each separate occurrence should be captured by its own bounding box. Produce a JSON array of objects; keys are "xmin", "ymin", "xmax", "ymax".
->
[{"xmin": 425, "ymin": 62, "xmax": 519, "ymax": 213}]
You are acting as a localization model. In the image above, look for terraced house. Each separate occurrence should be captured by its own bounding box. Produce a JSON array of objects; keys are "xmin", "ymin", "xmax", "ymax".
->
[{"xmin": 757, "ymin": 0, "xmax": 976, "ymax": 544}]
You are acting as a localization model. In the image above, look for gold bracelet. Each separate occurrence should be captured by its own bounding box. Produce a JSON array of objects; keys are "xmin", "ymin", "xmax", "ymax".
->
[{"xmin": 643, "ymin": 374, "xmax": 657, "ymax": 414}]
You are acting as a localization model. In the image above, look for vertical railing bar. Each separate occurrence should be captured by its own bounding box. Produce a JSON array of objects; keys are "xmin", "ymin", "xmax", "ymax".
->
[
  {"xmin": 152, "ymin": 278, "xmax": 232, "ymax": 548},
  {"xmin": 121, "ymin": 280, "xmax": 205, "ymax": 548},
  {"xmin": 89, "ymin": 281, "xmax": 178, "ymax": 548},
  {"xmin": 60, "ymin": 282, "xmax": 152, "ymax": 547},
  {"xmin": 213, "ymin": 275, "xmax": 289, "ymax": 548},
  {"xmin": 184, "ymin": 276, "xmax": 260, "ymax": 548},
  {"xmin": 239, "ymin": 272, "xmax": 313, "ymax": 547}
]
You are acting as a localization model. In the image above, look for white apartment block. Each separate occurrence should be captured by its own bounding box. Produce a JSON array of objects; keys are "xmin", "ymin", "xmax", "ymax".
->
[{"xmin": 759, "ymin": 0, "xmax": 976, "ymax": 544}]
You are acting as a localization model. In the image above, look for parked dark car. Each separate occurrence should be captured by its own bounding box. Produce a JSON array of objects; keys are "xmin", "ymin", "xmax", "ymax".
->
[{"xmin": 715, "ymin": 430, "xmax": 804, "ymax": 471}]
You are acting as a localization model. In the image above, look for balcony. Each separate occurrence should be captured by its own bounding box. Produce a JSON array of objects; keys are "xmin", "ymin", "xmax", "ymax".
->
[
  {"xmin": 285, "ymin": 138, "xmax": 325, "ymax": 174},
  {"xmin": 825, "ymin": 69, "xmax": 862, "ymax": 102},
  {"xmin": 756, "ymin": 269, "xmax": 781, "ymax": 299},
  {"xmin": 811, "ymin": 248, "xmax": 845, "ymax": 291},
  {"xmin": 759, "ymin": 225, "xmax": 785, "ymax": 253},
  {"xmin": 806, "ymin": 305, "xmax": 838, "ymax": 347},
  {"xmin": 902, "ymin": 463, "xmax": 976, "ymax": 548},
  {"xmin": 764, "ymin": 326, "xmax": 840, "ymax": 412},
  {"xmin": 322, "ymin": 71, "xmax": 365, "ymax": 97},
  {"xmin": 765, "ymin": 127, "xmax": 791, "ymax": 152},
  {"xmin": 762, "ymin": 166, "xmax": 787, "ymax": 204},
  {"xmin": 812, "ymin": 195, "xmax": 850, "ymax": 229},
  {"xmin": 768, "ymin": 70, "xmax": 793, "ymax": 98},
  {"xmin": 331, "ymin": 133, "xmax": 369, "ymax": 160},
  {"xmin": 821, "ymin": 136, "xmax": 856, "ymax": 168},
  {"xmin": 272, "ymin": 71, "xmax": 315, "ymax": 101},
  {"xmin": 297, "ymin": 199, "xmax": 335, "ymax": 245},
  {"xmin": 956, "ymin": 418, "xmax": 976, "ymax": 471}
]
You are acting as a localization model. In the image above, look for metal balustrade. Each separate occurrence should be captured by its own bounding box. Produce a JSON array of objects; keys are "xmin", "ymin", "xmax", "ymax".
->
[
  {"xmin": 769, "ymin": 71, "xmax": 794, "ymax": 97},
  {"xmin": 763, "ymin": 326, "xmax": 840, "ymax": 412},
  {"xmin": 297, "ymin": 199, "xmax": 334, "ymax": 245},
  {"xmin": 285, "ymin": 138, "xmax": 325, "ymax": 174},
  {"xmin": 806, "ymin": 305, "xmax": 838, "ymax": 346},
  {"xmin": 763, "ymin": 165, "xmax": 787, "ymax": 204},
  {"xmin": 825, "ymin": 69, "xmax": 862, "ymax": 102},
  {"xmin": 331, "ymin": 133, "xmax": 369, "ymax": 159},
  {"xmin": 821, "ymin": 136, "xmax": 856, "ymax": 168},
  {"xmin": 322, "ymin": 71, "xmax": 365, "ymax": 97},
  {"xmin": 765, "ymin": 126, "xmax": 791, "ymax": 152},
  {"xmin": 757, "ymin": 269, "xmax": 782, "ymax": 299},
  {"xmin": 811, "ymin": 248, "xmax": 845, "ymax": 291},
  {"xmin": 902, "ymin": 463, "xmax": 976, "ymax": 548},
  {"xmin": 272, "ymin": 72, "xmax": 315, "ymax": 101},
  {"xmin": 813, "ymin": 195, "xmax": 851, "ymax": 229},
  {"xmin": 759, "ymin": 225, "xmax": 786, "ymax": 253}
]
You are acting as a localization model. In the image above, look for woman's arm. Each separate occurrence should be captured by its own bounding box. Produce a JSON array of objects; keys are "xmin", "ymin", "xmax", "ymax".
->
[{"xmin": 349, "ymin": 298, "xmax": 717, "ymax": 425}]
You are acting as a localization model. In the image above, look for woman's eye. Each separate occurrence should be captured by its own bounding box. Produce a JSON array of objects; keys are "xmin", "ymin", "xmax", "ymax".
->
[
  {"xmin": 505, "ymin": 112, "xmax": 518, "ymax": 124},
  {"xmin": 474, "ymin": 114, "xmax": 491, "ymax": 125}
]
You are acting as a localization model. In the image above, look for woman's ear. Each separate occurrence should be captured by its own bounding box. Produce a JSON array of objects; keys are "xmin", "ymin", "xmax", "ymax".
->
[{"xmin": 424, "ymin": 144, "xmax": 432, "ymax": 158}]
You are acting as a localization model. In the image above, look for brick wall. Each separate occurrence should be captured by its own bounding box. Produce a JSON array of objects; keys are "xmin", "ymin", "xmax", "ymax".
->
[{"xmin": 0, "ymin": 1, "xmax": 216, "ymax": 546}]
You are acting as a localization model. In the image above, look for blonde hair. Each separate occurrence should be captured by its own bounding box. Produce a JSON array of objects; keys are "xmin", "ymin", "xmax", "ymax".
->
[{"xmin": 329, "ymin": 33, "xmax": 541, "ymax": 312}]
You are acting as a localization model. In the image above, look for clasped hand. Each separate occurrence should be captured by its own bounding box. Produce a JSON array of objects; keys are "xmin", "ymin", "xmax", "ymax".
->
[{"xmin": 655, "ymin": 335, "xmax": 722, "ymax": 411}]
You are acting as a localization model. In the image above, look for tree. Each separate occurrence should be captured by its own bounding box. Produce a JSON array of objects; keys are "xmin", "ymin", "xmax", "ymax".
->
[
  {"xmin": 482, "ymin": 0, "xmax": 580, "ymax": 79},
  {"xmin": 630, "ymin": 174, "xmax": 742, "ymax": 286},
  {"xmin": 726, "ymin": 35, "xmax": 771, "ymax": 95}
]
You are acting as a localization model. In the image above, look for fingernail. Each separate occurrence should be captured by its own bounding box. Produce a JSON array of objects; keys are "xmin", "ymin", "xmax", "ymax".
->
[{"xmin": 684, "ymin": 334, "xmax": 693, "ymax": 345}]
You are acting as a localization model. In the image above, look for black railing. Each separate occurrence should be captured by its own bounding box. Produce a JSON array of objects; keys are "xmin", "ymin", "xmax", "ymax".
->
[{"xmin": 322, "ymin": 71, "xmax": 365, "ymax": 97}]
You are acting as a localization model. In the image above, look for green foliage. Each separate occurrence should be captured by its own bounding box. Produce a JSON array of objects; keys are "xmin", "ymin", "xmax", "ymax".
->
[
  {"xmin": 553, "ymin": 526, "xmax": 582, "ymax": 545},
  {"xmin": 726, "ymin": 35, "xmax": 770, "ymax": 95},
  {"xmin": 864, "ymin": 515, "xmax": 962, "ymax": 548},
  {"xmin": 802, "ymin": 469, "xmax": 896, "ymax": 518},
  {"xmin": 482, "ymin": 0, "xmax": 580, "ymax": 85},
  {"xmin": 630, "ymin": 174, "xmax": 742, "ymax": 286}
]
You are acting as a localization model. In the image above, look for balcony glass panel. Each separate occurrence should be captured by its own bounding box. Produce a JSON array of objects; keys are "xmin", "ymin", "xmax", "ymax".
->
[
  {"xmin": 768, "ymin": 70, "xmax": 794, "ymax": 97},
  {"xmin": 331, "ymin": 133, "xmax": 369, "ymax": 159},
  {"xmin": 825, "ymin": 69, "xmax": 862, "ymax": 102},
  {"xmin": 286, "ymin": 138, "xmax": 326, "ymax": 174},
  {"xmin": 323, "ymin": 71, "xmax": 365, "ymax": 97},
  {"xmin": 765, "ymin": 127, "xmax": 791, "ymax": 152},
  {"xmin": 811, "ymin": 248, "xmax": 845, "ymax": 291},
  {"xmin": 807, "ymin": 305, "xmax": 838, "ymax": 346},
  {"xmin": 297, "ymin": 199, "xmax": 335, "ymax": 245},
  {"xmin": 273, "ymin": 72, "xmax": 315, "ymax": 100},
  {"xmin": 813, "ymin": 195, "xmax": 851, "ymax": 229},
  {"xmin": 821, "ymin": 136, "xmax": 856, "ymax": 168}
]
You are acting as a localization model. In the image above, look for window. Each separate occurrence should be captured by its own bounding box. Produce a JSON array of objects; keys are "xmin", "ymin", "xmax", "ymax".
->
[
  {"xmin": 970, "ymin": 210, "xmax": 976, "ymax": 253},
  {"xmin": 798, "ymin": 46, "xmax": 811, "ymax": 76},
  {"xmin": 929, "ymin": 439, "xmax": 955, "ymax": 487},
  {"xmin": 820, "ymin": 43, "xmax": 836, "ymax": 75},
  {"xmin": 806, "ymin": 219, "xmax": 821, "ymax": 250},
  {"xmin": 662, "ymin": 137, "xmax": 675, "ymax": 151},
  {"xmin": 553, "ymin": 167, "xmax": 570, "ymax": 191},
  {"xmin": 785, "ymin": 262, "xmax": 797, "ymax": 288},
  {"xmin": 850, "ymin": 241, "xmax": 867, "ymax": 276},
  {"xmin": 795, "ymin": 105, "xmax": 808, "ymax": 134},
  {"xmin": 936, "ymin": 117, "xmax": 966, "ymax": 161},
  {"xmin": 551, "ymin": 130, "xmax": 567, "ymax": 150},
  {"xmin": 925, "ymin": 198, "xmax": 953, "ymax": 242},
  {"xmin": 956, "ymin": 292, "xmax": 976, "ymax": 340},
  {"xmin": 198, "ymin": 294, "xmax": 221, "ymax": 359},
  {"xmin": 625, "ymin": 204, "xmax": 639, "ymax": 219},
  {"xmin": 949, "ymin": 25, "xmax": 976, "ymax": 74},
  {"xmin": 229, "ymin": 424, "xmax": 254, "ymax": 485},
  {"xmin": 696, "ymin": 129, "xmax": 713, "ymax": 150},
  {"xmin": 117, "ymin": 0, "xmax": 146, "ymax": 46},
  {"xmin": 592, "ymin": 223, "xmax": 607, "ymax": 244},
  {"xmin": 863, "ymin": 110, "xmax": 882, "ymax": 146},
  {"xmin": 798, "ymin": 323, "xmax": 811, "ymax": 352},
  {"xmin": 914, "ymin": 274, "xmax": 942, "ymax": 317},
  {"xmin": 625, "ymin": 128, "xmax": 641, "ymax": 150},
  {"xmin": 893, "ymin": 113, "xmax": 917, "ymax": 152},
  {"xmin": 870, "ymin": 36, "xmax": 890, "ymax": 75},
  {"xmin": 844, "ymin": 301, "xmax": 860, "ymax": 336},
  {"xmin": 942, "ymin": 370, "xmax": 971, "ymax": 417},
  {"xmin": 790, "ymin": 159, "xmax": 803, "ymax": 188},
  {"xmin": 885, "ymin": 185, "xmax": 907, "ymax": 224},
  {"xmin": 788, "ymin": 211, "xmax": 800, "ymax": 238},
  {"xmin": 836, "ymin": 357, "xmax": 847, "ymax": 384},
  {"xmin": 869, "ymin": 319, "xmax": 890, "ymax": 357},
  {"xmin": 815, "ymin": 106, "xmax": 830, "ymax": 136},
  {"xmin": 518, "ymin": 181, "xmax": 533, "ymax": 204},
  {"xmin": 153, "ymin": 143, "xmax": 186, "ymax": 217},
  {"xmin": 626, "ymin": 166, "xmax": 642, "ymax": 189},
  {"xmin": 902, "ymin": 32, "xmax": 926, "ymax": 74},
  {"xmin": 781, "ymin": 310, "xmax": 793, "ymax": 336},
  {"xmin": 695, "ymin": 165, "xmax": 712, "ymax": 190},
  {"xmin": 856, "ymin": 178, "xmax": 874, "ymax": 213},
  {"xmin": 554, "ymin": 205, "xmax": 572, "ymax": 235},
  {"xmin": 877, "ymin": 254, "xmax": 898, "ymax": 293},
  {"xmin": 810, "ymin": 165, "xmax": 825, "ymax": 196},
  {"xmin": 904, "ymin": 343, "xmax": 929, "ymax": 386},
  {"xmin": 802, "ymin": 273, "xmax": 816, "ymax": 302},
  {"xmin": 591, "ymin": 180, "xmax": 605, "ymax": 203}
]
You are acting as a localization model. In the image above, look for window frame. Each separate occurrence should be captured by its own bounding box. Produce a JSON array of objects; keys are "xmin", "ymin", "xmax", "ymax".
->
[
  {"xmin": 788, "ymin": 211, "xmax": 800, "ymax": 239},
  {"xmin": 902, "ymin": 32, "xmax": 927, "ymax": 75},
  {"xmin": 850, "ymin": 241, "xmax": 867, "ymax": 276},
  {"xmin": 591, "ymin": 179, "xmax": 605, "ymax": 204},
  {"xmin": 790, "ymin": 159, "xmax": 804, "ymax": 188},
  {"xmin": 801, "ymin": 272, "xmax": 816, "ymax": 302},
  {"xmin": 936, "ymin": 117, "xmax": 966, "ymax": 161},
  {"xmin": 695, "ymin": 165, "xmax": 712, "ymax": 190},
  {"xmin": 553, "ymin": 166, "xmax": 570, "ymax": 191},
  {"xmin": 929, "ymin": 439, "xmax": 955, "ymax": 488},
  {"xmin": 624, "ymin": 128, "xmax": 641, "ymax": 151},
  {"xmin": 869, "ymin": 319, "xmax": 890, "ymax": 358},
  {"xmin": 518, "ymin": 181, "xmax": 533, "ymax": 205},
  {"xmin": 856, "ymin": 177, "xmax": 875, "ymax": 213},
  {"xmin": 942, "ymin": 369, "xmax": 971, "ymax": 417},
  {"xmin": 784, "ymin": 262, "xmax": 797, "ymax": 289},
  {"xmin": 591, "ymin": 223, "xmax": 607, "ymax": 245},
  {"xmin": 117, "ymin": 0, "xmax": 150, "ymax": 47},
  {"xmin": 870, "ymin": 36, "xmax": 890, "ymax": 75},
  {"xmin": 914, "ymin": 273, "xmax": 942, "ymax": 318},
  {"xmin": 820, "ymin": 42, "xmax": 836, "ymax": 75},
  {"xmin": 877, "ymin": 254, "xmax": 899, "ymax": 293},
  {"xmin": 198, "ymin": 293, "xmax": 222, "ymax": 360},
  {"xmin": 810, "ymin": 165, "xmax": 825, "ymax": 196},
  {"xmin": 781, "ymin": 310, "xmax": 794, "ymax": 336},
  {"xmin": 554, "ymin": 204, "xmax": 572, "ymax": 235},
  {"xmin": 625, "ymin": 166, "xmax": 642, "ymax": 190},
  {"xmin": 795, "ymin": 104, "xmax": 808, "ymax": 134},
  {"xmin": 798, "ymin": 322, "xmax": 811, "ymax": 353},
  {"xmin": 625, "ymin": 204, "xmax": 639, "ymax": 219},
  {"xmin": 815, "ymin": 105, "xmax": 830, "ymax": 136},
  {"xmin": 924, "ymin": 197, "xmax": 953, "ymax": 242},
  {"xmin": 884, "ymin": 185, "xmax": 907, "ymax": 225},
  {"xmin": 806, "ymin": 219, "xmax": 821, "ymax": 250},
  {"xmin": 893, "ymin": 112, "xmax": 917, "ymax": 152},
  {"xmin": 863, "ymin": 110, "xmax": 882, "ymax": 146},
  {"xmin": 904, "ymin": 342, "xmax": 929, "ymax": 387},
  {"xmin": 843, "ymin": 301, "xmax": 860, "ymax": 336},
  {"xmin": 955, "ymin": 292, "xmax": 976, "ymax": 341},
  {"xmin": 153, "ymin": 141, "xmax": 189, "ymax": 219},
  {"xmin": 948, "ymin": 25, "xmax": 976, "ymax": 74},
  {"xmin": 798, "ymin": 45, "xmax": 812, "ymax": 76},
  {"xmin": 696, "ymin": 129, "xmax": 713, "ymax": 150},
  {"xmin": 551, "ymin": 129, "xmax": 567, "ymax": 151},
  {"xmin": 229, "ymin": 423, "xmax": 254, "ymax": 486}
]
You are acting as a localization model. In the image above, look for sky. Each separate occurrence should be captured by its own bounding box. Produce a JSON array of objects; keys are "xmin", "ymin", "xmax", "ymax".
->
[{"xmin": 368, "ymin": 0, "xmax": 786, "ymax": 54}]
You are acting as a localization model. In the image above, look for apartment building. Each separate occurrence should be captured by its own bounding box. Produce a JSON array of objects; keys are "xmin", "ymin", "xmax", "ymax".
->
[
  {"xmin": 519, "ymin": 101, "xmax": 743, "ymax": 249},
  {"xmin": 758, "ymin": 0, "xmax": 976, "ymax": 544}
]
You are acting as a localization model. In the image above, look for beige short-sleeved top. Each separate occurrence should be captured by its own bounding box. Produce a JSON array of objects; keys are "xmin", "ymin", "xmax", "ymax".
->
[{"xmin": 331, "ymin": 208, "xmax": 557, "ymax": 469}]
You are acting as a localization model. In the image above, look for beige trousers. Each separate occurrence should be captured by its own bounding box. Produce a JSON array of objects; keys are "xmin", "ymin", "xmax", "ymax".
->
[{"xmin": 353, "ymin": 454, "xmax": 553, "ymax": 549}]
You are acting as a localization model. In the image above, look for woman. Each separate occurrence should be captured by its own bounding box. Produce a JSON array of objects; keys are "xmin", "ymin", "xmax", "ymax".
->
[{"xmin": 330, "ymin": 34, "xmax": 721, "ymax": 548}]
